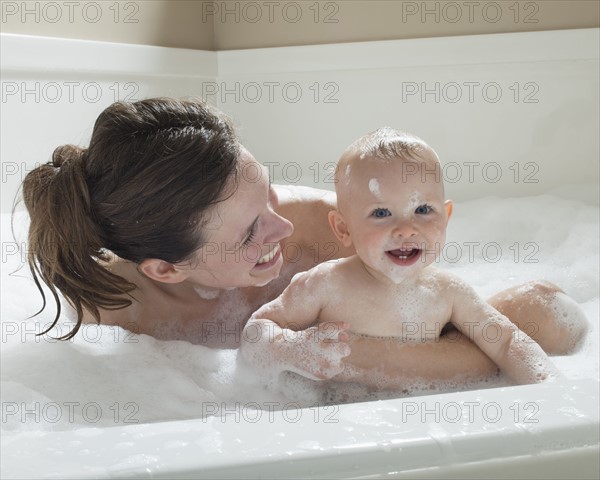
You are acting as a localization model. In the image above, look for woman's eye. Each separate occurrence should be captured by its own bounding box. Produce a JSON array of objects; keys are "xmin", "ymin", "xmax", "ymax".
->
[
  {"xmin": 371, "ymin": 208, "xmax": 391, "ymax": 218},
  {"xmin": 415, "ymin": 205, "xmax": 432, "ymax": 215},
  {"xmin": 242, "ymin": 224, "xmax": 257, "ymax": 246},
  {"xmin": 242, "ymin": 232, "xmax": 255, "ymax": 246}
]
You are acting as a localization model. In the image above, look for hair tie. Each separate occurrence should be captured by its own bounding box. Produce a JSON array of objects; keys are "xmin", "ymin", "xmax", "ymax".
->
[{"xmin": 52, "ymin": 144, "xmax": 86, "ymax": 169}]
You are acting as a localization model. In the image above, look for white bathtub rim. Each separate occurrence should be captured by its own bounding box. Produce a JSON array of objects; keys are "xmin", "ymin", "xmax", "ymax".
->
[
  {"xmin": 2, "ymin": 28, "xmax": 598, "ymax": 78},
  {"xmin": 0, "ymin": 33, "xmax": 217, "ymax": 77},
  {"xmin": 2, "ymin": 378, "xmax": 598, "ymax": 479},
  {"xmin": 216, "ymin": 28, "xmax": 600, "ymax": 76}
]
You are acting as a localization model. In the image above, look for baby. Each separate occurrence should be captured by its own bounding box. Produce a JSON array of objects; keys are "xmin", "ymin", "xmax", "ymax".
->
[{"xmin": 240, "ymin": 128, "xmax": 559, "ymax": 387}]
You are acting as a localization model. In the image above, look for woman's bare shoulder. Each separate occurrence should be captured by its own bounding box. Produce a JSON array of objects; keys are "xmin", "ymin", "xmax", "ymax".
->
[
  {"xmin": 274, "ymin": 184, "xmax": 337, "ymax": 221},
  {"xmin": 274, "ymin": 184, "xmax": 354, "ymax": 261},
  {"xmin": 274, "ymin": 183, "xmax": 336, "ymax": 200}
]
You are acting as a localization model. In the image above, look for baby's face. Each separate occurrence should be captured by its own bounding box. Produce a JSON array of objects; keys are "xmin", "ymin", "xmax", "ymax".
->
[{"xmin": 338, "ymin": 152, "xmax": 452, "ymax": 284}]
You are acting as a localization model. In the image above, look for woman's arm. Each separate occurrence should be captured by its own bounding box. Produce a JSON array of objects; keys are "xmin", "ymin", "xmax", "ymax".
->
[
  {"xmin": 450, "ymin": 280, "xmax": 559, "ymax": 385},
  {"xmin": 336, "ymin": 332, "xmax": 500, "ymax": 390}
]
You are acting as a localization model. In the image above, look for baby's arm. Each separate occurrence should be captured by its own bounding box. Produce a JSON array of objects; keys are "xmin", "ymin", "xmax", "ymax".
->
[
  {"xmin": 240, "ymin": 268, "xmax": 350, "ymax": 380},
  {"xmin": 449, "ymin": 275, "xmax": 559, "ymax": 384}
]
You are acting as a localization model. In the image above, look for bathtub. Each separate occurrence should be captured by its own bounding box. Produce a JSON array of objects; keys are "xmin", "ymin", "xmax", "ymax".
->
[
  {"xmin": 1, "ymin": 29, "xmax": 599, "ymax": 479},
  {"xmin": 2, "ymin": 381, "xmax": 598, "ymax": 479}
]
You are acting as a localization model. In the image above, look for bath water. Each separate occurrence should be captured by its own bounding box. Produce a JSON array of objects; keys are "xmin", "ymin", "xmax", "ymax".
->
[{"xmin": 1, "ymin": 187, "xmax": 598, "ymax": 434}]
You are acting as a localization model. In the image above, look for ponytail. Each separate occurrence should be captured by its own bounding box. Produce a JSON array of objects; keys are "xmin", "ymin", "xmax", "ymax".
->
[{"xmin": 22, "ymin": 144, "xmax": 135, "ymax": 340}]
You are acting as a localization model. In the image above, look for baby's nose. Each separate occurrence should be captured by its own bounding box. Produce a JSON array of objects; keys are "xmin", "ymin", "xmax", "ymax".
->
[{"xmin": 392, "ymin": 219, "xmax": 417, "ymax": 237}]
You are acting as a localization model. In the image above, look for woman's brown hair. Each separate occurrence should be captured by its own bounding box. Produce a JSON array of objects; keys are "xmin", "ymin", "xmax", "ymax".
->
[{"xmin": 21, "ymin": 97, "xmax": 240, "ymax": 339}]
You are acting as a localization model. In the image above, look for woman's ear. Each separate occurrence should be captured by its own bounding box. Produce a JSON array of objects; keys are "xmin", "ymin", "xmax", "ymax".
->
[
  {"xmin": 328, "ymin": 210, "xmax": 353, "ymax": 248},
  {"xmin": 138, "ymin": 259, "xmax": 189, "ymax": 283},
  {"xmin": 444, "ymin": 199, "xmax": 454, "ymax": 221}
]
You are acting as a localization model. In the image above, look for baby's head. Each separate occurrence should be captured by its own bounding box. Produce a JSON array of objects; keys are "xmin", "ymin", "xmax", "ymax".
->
[{"xmin": 328, "ymin": 128, "xmax": 453, "ymax": 284}]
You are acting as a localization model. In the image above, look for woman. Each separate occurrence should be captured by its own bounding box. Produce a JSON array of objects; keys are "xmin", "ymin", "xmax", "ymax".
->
[{"xmin": 22, "ymin": 97, "xmax": 587, "ymax": 386}]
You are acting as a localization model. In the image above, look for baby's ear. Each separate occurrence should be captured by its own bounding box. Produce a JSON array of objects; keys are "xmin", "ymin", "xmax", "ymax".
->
[
  {"xmin": 328, "ymin": 210, "xmax": 353, "ymax": 248},
  {"xmin": 444, "ymin": 200, "xmax": 454, "ymax": 220}
]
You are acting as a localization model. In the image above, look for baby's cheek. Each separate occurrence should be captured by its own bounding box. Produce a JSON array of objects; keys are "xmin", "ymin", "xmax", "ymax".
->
[
  {"xmin": 426, "ymin": 223, "xmax": 444, "ymax": 240},
  {"xmin": 364, "ymin": 231, "xmax": 383, "ymax": 247}
]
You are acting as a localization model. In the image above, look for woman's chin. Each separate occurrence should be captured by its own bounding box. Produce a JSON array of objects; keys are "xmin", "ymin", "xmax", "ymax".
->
[{"xmin": 250, "ymin": 270, "xmax": 281, "ymax": 288}]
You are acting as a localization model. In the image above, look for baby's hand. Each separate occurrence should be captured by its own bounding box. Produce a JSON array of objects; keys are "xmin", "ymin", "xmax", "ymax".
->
[{"xmin": 279, "ymin": 321, "xmax": 351, "ymax": 380}]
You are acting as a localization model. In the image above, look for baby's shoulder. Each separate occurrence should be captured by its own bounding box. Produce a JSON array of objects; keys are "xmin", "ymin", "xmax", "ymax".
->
[
  {"xmin": 288, "ymin": 258, "xmax": 345, "ymax": 289},
  {"xmin": 421, "ymin": 267, "xmax": 469, "ymax": 291}
]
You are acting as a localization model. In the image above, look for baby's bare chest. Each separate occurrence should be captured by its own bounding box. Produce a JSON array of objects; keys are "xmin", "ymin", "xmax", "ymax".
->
[{"xmin": 320, "ymin": 282, "xmax": 453, "ymax": 340}]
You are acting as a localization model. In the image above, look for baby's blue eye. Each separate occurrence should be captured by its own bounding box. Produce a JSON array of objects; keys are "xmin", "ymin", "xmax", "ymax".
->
[
  {"xmin": 415, "ymin": 205, "xmax": 432, "ymax": 215},
  {"xmin": 372, "ymin": 208, "xmax": 391, "ymax": 218}
]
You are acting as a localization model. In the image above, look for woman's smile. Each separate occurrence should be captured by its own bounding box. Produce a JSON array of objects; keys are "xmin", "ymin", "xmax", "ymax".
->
[{"xmin": 253, "ymin": 244, "xmax": 283, "ymax": 270}]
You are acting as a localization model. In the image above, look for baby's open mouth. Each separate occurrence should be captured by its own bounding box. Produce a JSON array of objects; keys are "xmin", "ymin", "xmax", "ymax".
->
[{"xmin": 386, "ymin": 248, "xmax": 422, "ymax": 266}]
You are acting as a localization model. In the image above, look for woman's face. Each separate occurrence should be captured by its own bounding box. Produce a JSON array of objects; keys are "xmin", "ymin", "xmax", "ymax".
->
[{"xmin": 182, "ymin": 147, "xmax": 294, "ymax": 289}]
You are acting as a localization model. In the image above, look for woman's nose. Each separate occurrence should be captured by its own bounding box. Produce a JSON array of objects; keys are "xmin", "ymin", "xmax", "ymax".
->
[{"xmin": 265, "ymin": 210, "xmax": 294, "ymax": 243}]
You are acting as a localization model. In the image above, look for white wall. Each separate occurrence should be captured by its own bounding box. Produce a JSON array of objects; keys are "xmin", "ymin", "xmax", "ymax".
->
[{"xmin": 1, "ymin": 29, "xmax": 598, "ymax": 215}]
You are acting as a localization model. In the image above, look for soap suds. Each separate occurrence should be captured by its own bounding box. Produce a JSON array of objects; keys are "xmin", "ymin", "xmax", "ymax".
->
[
  {"xmin": 368, "ymin": 178, "xmax": 381, "ymax": 198},
  {"xmin": 1, "ymin": 189, "xmax": 598, "ymax": 433}
]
